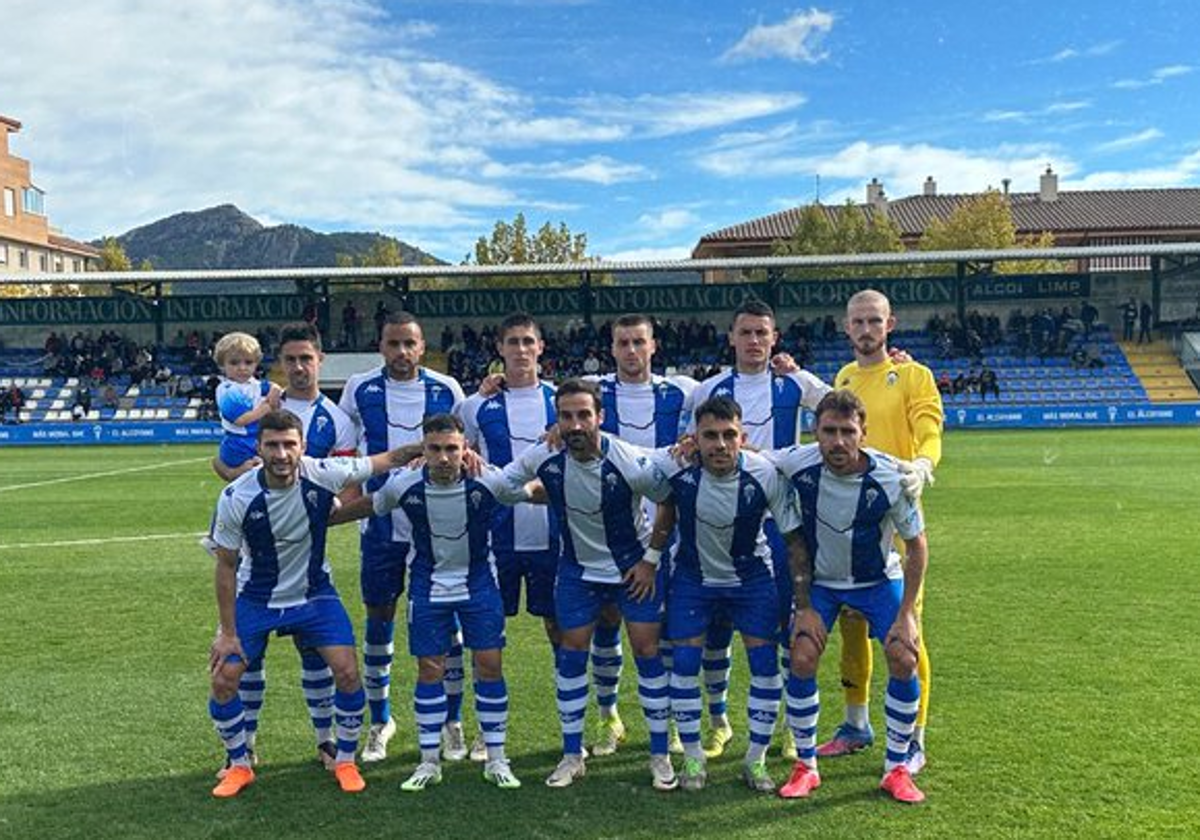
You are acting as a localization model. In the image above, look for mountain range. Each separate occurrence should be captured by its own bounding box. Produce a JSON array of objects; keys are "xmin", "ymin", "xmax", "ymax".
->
[{"xmin": 105, "ymin": 204, "xmax": 442, "ymax": 270}]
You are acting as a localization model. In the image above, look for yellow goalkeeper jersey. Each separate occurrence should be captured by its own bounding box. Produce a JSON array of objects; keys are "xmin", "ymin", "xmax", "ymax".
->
[{"xmin": 833, "ymin": 358, "xmax": 944, "ymax": 466}]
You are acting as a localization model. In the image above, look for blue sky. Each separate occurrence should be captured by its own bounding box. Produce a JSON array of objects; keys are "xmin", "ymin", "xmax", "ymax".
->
[{"xmin": 4, "ymin": 1, "xmax": 1198, "ymax": 262}]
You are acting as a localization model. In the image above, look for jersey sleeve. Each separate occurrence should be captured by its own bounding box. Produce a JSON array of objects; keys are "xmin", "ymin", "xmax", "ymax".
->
[
  {"xmin": 458, "ymin": 396, "xmax": 482, "ymax": 448},
  {"xmin": 762, "ymin": 460, "xmax": 802, "ymax": 533},
  {"xmin": 306, "ymin": 455, "xmax": 374, "ymax": 493},
  {"xmin": 210, "ymin": 487, "xmax": 245, "ymax": 552},
  {"xmin": 905, "ymin": 365, "xmax": 945, "ymax": 467},
  {"xmin": 337, "ymin": 375, "xmax": 361, "ymax": 426},
  {"xmin": 478, "ymin": 464, "xmax": 533, "ymax": 505},
  {"xmin": 499, "ymin": 443, "xmax": 542, "ymax": 488},
  {"xmin": 888, "ymin": 489, "xmax": 925, "ymax": 541},
  {"xmin": 794, "ymin": 369, "xmax": 833, "ymax": 411},
  {"xmin": 372, "ymin": 470, "xmax": 411, "ymax": 516},
  {"xmin": 635, "ymin": 447, "xmax": 678, "ymax": 503},
  {"xmin": 332, "ymin": 408, "xmax": 358, "ymax": 455}
]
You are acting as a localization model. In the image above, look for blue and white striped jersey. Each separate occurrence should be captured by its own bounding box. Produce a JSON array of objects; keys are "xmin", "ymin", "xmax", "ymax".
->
[
  {"xmin": 689, "ymin": 368, "xmax": 830, "ymax": 449},
  {"xmin": 458, "ymin": 382, "xmax": 557, "ymax": 554},
  {"xmin": 767, "ymin": 444, "xmax": 924, "ymax": 589},
  {"xmin": 592, "ymin": 373, "xmax": 698, "ymax": 449},
  {"xmin": 280, "ymin": 393, "xmax": 356, "ymax": 458},
  {"xmin": 339, "ymin": 366, "xmax": 465, "ymax": 544},
  {"xmin": 211, "ymin": 456, "xmax": 374, "ymax": 608},
  {"xmin": 372, "ymin": 466, "xmax": 530, "ymax": 603},
  {"xmin": 502, "ymin": 434, "xmax": 667, "ymax": 584},
  {"xmin": 649, "ymin": 450, "xmax": 801, "ymax": 587}
]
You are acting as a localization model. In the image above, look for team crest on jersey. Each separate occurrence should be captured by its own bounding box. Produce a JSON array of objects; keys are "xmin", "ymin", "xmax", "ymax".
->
[
  {"xmin": 865, "ymin": 488, "xmax": 879, "ymax": 507},
  {"xmin": 315, "ymin": 415, "xmax": 329, "ymax": 431},
  {"xmin": 775, "ymin": 378, "xmax": 786, "ymax": 392},
  {"xmin": 305, "ymin": 489, "xmax": 319, "ymax": 508},
  {"xmin": 469, "ymin": 489, "xmax": 483, "ymax": 509},
  {"xmin": 605, "ymin": 472, "xmax": 620, "ymax": 488},
  {"xmin": 887, "ymin": 371, "xmax": 899, "ymax": 387},
  {"xmin": 742, "ymin": 484, "xmax": 757, "ymax": 505},
  {"xmin": 430, "ymin": 385, "xmax": 443, "ymax": 397}
]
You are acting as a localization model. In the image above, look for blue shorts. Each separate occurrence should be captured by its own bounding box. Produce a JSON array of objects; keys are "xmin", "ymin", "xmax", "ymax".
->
[
  {"xmin": 555, "ymin": 569, "xmax": 664, "ymax": 631},
  {"xmin": 810, "ymin": 579, "xmax": 903, "ymax": 640},
  {"xmin": 408, "ymin": 589, "xmax": 506, "ymax": 657},
  {"xmin": 359, "ymin": 532, "xmax": 409, "ymax": 607},
  {"xmin": 219, "ymin": 435, "xmax": 257, "ymax": 469},
  {"xmin": 233, "ymin": 596, "xmax": 356, "ymax": 664},
  {"xmin": 667, "ymin": 573, "xmax": 779, "ymax": 643},
  {"xmin": 497, "ymin": 549, "xmax": 557, "ymax": 618}
]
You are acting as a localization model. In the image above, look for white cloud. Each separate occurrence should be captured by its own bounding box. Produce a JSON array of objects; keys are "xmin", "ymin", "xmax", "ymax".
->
[
  {"xmin": 722, "ymin": 9, "xmax": 835, "ymax": 64},
  {"xmin": 1030, "ymin": 40, "xmax": 1120, "ymax": 64},
  {"xmin": 1064, "ymin": 147, "xmax": 1200, "ymax": 189},
  {"xmin": 983, "ymin": 100, "xmax": 1090, "ymax": 123},
  {"xmin": 481, "ymin": 156, "xmax": 649, "ymax": 184},
  {"xmin": 574, "ymin": 92, "xmax": 807, "ymax": 138},
  {"xmin": 1094, "ymin": 128, "xmax": 1164, "ymax": 153},
  {"xmin": 603, "ymin": 245, "xmax": 694, "ymax": 262},
  {"xmin": 1113, "ymin": 63, "xmax": 1194, "ymax": 89},
  {"xmin": 636, "ymin": 209, "xmax": 702, "ymax": 236},
  {"xmin": 696, "ymin": 137, "xmax": 1069, "ymax": 198},
  {"xmin": 720, "ymin": 7, "xmax": 835, "ymax": 63}
]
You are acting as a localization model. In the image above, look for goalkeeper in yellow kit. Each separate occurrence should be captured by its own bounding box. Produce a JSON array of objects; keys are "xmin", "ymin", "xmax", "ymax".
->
[{"xmin": 817, "ymin": 289, "xmax": 943, "ymax": 774}]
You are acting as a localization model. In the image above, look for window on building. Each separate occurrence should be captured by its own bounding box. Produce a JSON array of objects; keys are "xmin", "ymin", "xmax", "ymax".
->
[
  {"xmin": 18, "ymin": 248, "xmax": 28, "ymax": 268},
  {"xmin": 0, "ymin": 243, "xmax": 7, "ymax": 264},
  {"xmin": 22, "ymin": 186, "xmax": 45, "ymax": 216},
  {"xmin": 38, "ymin": 253, "xmax": 48, "ymax": 272},
  {"xmin": 73, "ymin": 258, "xmax": 81, "ymax": 272},
  {"xmin": 54, "ymin": 255, "xmax": 64, "ymax": 272},
  {"xmin": 2, "ymin": 188, "xmax": 14, "ymax": 217}
]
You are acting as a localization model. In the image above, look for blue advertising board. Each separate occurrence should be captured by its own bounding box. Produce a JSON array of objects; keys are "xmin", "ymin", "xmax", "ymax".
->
[
  {"xmin": 943, "ymin": 402, "xmax": 1200, "ymax": 428},
  {"xmin": 0, "ymin": 421, "xmax": 223, "ymax": 446}
]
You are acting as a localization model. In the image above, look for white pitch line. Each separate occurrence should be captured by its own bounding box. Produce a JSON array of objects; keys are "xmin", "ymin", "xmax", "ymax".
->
[
  {"xmin": 0, "ymin": 531, "xmax": 206, "ymax": 551},
  {"xmin": 0, "ymin": 456, "xmax": 212, "ymax": 493}
]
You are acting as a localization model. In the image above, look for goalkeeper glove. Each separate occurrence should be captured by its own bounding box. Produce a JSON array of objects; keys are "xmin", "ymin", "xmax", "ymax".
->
[{"xmin": 899, "ymin": 456, "xmax": 935, "ymax": 500}]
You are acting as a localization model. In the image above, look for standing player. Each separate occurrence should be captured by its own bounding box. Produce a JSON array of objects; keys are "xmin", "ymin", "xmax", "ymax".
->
[
  {"xmin": 206, "ymin": 410, "xmax": 412, "ymax": 797},
  {"xmin": 817, "ymin": 289, "xmax": 942, "ymax": 774},
  {"xmin": 459, "ymin": 314, "xmax": 560, "ymax": 749},
  {"xmin": 212, "ymin": 322, "xmax": 358, "ymax": 774},
  {"xmin": 653, "ymin": 396, "xmax": 807, "ymax": 793},
  {"xmin": 688, "ymin": 299, "xmax": 829, "ymax": 757},
  {"xmin": 500, "ymin": 379, "xmax": 676, "ymax": 791},
  {"xmin": 584, "ymin": 313, "xmax": 696, "ymax": 755},
  {"xmin": 770, "ymin": 389, "xmax": 928, "ymax": 803},
  {"xmin": 338, "ymin": 414, "xmax": 534, "ymax": 791},
  {"xmin": 339, "ymin": 311, "xmax": 466, "ymax": 763}
]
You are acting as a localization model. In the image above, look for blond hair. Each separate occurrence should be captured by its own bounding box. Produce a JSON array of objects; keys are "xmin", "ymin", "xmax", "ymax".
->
[{"xmin": 214, "ymin": 332, "xmax": 263, "ymax": 367}]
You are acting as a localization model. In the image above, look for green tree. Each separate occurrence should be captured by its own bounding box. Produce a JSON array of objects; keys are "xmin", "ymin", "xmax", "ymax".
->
[
  {"xmin": 771, "ymin": 200, "xmax": 906, "ymax": 279},
  {"xmin": 465, "ymin": 212, "xmax": 596, "ymax": 288},
  {"xmin": 98, "ymin": 237, "xmax": 132, "ymax": 272},
  {"xmin": 918, "ymin": 190, "xmax": 1061, "ymax": 274}
]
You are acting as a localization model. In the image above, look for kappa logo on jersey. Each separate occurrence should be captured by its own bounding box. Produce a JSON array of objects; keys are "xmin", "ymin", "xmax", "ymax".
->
[
  {"xmin": 797, "ymin": 472, "xmax": 816, "ymax": 487},
  {"xmin": 249, "ymin": 510, "xmax": 266, "ymax": 521},
  {"xmin": 366, "ymin": 384, "xmax": 383, "ymax": 393},
  {"xmin": 543, "ymin": 462, "xmax": 561, "ymax": 475},
  {"xmin": 840, "ymin": 378, "xmax": 851, "ymax": 387},
  {"xmin": 404, "ymin": 496, "xmax": 425, "ymax": 509},
  {"xmin": 714, "ymin": 387, "xmax": 732, "ymax": 398},
  {"xmin": 484, "ymin": 400, "xmax": 504, "ymax": 411},
  {"xmin": 678, "ymin": 471, "xmax": 697, "ymax": 485}
]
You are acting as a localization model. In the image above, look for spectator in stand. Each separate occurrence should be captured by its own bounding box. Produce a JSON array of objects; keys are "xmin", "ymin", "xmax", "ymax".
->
[
  {"xmin": 374, "ymin": 301, "xmax": 389, "ymax": 341},
  {"xmin": 1138, "ymin": 301, "xmax": 1154, "ymax": 344},
  {"xmin": 1121, "ymin": 297, "xmax": 1138, "ymax": 342},
  {"xmin": 102, "ymin": 384, "xmax": 120, "ymax": 412},
  {"xmin": 6, "ymin": 383, "xmax": 25, "ymax": 423},
  {"xmin": 978, "ymin": 365, "xmax": 1000, "ymax": 401},
  {"xmin": 74, "ymin": 385, "xmax": 93, "ymax": 416},
  {"xmin": 936, "ymin": 371, "xmax": 953, "ymax": 397},
  {"xmin": 342, "ymin": 300, "xmax": 361, "ymax": 349},
  {"xmin": 1080, "ymin": 300, "xmax": 1099, "ymax": 339}
]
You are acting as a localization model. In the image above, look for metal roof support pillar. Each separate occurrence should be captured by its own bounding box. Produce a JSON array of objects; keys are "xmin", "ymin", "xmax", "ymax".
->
[
  {"xmin": 955, "ymin": 261, "xmax": 968, "ymax": 322},
  {"xmin": 581, "ymin": 270, "xmax": 594, "ymax": 326}
]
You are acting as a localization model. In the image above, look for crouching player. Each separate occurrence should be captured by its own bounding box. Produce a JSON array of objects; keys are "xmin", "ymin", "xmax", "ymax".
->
[
  {"xmin": 336, "ymin": 413, "xmax": 537, "ymax": 790},
  {"xmin": 206, "ymin": 409, "xmax": 412, "ymax": 798},
  {"xmin": 769, "ymin": 390, "xmax": 929, "ymax": 804}
]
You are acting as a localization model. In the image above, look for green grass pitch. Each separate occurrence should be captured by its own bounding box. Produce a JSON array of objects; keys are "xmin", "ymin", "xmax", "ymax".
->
[{"xmin": 2, "ymin": 428, "xmax": 1199, "ymax": 839}]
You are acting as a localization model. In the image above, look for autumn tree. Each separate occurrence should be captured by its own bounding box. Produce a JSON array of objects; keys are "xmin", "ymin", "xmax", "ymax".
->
[
  {"xmin": 465, "ymin": 213, "xmax": 598, "ymax": 288},
  {"xmin": 918, "ymin": 190, "xmax": 1061, "ymax": 274},
  {"xmin": 771, "ymin": 200, "xmax": 907, "ymax": 279}
]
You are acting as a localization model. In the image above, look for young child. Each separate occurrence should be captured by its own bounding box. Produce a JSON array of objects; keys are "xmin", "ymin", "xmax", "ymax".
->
[{"xmin": 213, "ymin": 332, "xmax": 281, "ymax": 468}]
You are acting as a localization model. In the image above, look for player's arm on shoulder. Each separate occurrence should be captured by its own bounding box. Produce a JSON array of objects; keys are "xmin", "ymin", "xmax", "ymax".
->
[{"xmin": 798, "ymin": 369, "xmax": 833, "ymax": 409}]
